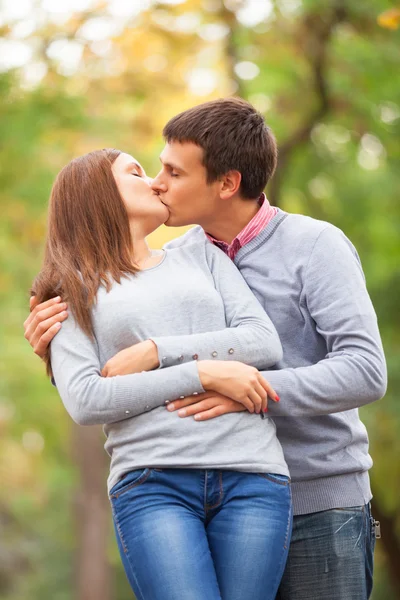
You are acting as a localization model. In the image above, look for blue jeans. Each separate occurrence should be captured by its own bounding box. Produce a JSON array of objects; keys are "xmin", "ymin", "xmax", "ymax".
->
[
  {"xmin": 109, "ymin": 468, "xmax": 293, "ymax": 600},
  {"xmin": 276, "ymin": 504, "xmax": 376, "ymax": 600}
]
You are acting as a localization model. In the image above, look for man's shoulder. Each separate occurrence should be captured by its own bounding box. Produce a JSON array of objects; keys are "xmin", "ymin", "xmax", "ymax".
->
[
  {"xmin": 277, "ymin": 211, "xmax": 349, "ymax": 250},
  {"xmin": 163, "ymin": 226, "xmax": 207, "ymax": 250},
  {"xmin": 283, "ymin": 212, "xmax": 336, "ymax": 238},
  {"xmin": 280, "ymin": 212, "xmax": 358, "ymax": 267}
]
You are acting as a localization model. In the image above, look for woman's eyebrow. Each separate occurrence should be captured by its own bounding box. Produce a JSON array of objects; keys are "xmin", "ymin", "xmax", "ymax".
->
[{"xmin": 125, "ymin": 161, "xmax": 144, "ymax": 174}]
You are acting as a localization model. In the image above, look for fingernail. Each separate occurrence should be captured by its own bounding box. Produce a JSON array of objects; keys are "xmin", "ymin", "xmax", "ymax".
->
[
  {"xmin": 275, "ymin": 395, "xmax": 280, "ymax": 402},
  {"xmin": 55, "ymin": 322, "xmax": 61, "ymax": 329},
  {"xmin": 178, "ymin": 409, "xmax": 186, "ymax": 417},
  {"xmin": 54, "ymin": 296, "xmax": 61, "ymax": 302},
  {"xmin": 167, "ymin": 403, "xmax": 175, "ymax": 411},
  {"xmin": 194, "ymin": 414, "xmax": 201, "ymax": 420},
  {"xmin": 263, "ymin": 407, "xmax": 268, "ymax": 413}
]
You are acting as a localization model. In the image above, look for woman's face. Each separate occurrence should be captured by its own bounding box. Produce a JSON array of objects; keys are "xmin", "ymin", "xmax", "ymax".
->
[{"xmin": 112, "ymin": 152, "xmax": 169, "ymax": 233}]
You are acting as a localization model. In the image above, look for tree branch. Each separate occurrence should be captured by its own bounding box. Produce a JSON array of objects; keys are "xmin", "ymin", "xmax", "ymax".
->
[{"xmin": 269, "ymin": 3, "xmax": 347, "ymax": 206}]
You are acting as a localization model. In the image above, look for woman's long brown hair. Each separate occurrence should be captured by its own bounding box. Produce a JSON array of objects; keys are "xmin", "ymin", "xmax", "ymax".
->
[{"xmin": 32, "ymin": 149, "xmax": 139, "ymax": 376}]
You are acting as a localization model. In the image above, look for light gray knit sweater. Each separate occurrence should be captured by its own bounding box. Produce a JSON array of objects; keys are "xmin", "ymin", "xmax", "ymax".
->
[
  {"xmin": 164, "ymin": 210, "xmax": 387, "ymax": 515},
  {"xmin": 50, "ymin": 240, "xmax": 289, "ymax": 493}
]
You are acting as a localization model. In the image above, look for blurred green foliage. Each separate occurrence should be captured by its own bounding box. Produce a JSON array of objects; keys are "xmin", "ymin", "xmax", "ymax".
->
[{"xmin": 0, "ymin": 0, "xmax": 399, "ymax": 598}]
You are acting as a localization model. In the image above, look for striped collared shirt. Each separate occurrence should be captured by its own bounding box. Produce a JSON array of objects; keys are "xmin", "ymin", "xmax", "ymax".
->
[{"xmin": 206, "ymin": 194, "xmax": 278, "ymax": 259}]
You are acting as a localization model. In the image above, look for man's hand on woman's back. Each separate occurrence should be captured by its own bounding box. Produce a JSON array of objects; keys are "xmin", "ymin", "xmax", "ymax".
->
[{"xmin": 24, "ymin": 296, "xmax": 68, "ymax": 358}]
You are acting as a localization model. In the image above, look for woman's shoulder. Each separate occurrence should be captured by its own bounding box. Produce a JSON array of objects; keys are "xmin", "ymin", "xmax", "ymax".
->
[{"xmin": 163, "ymin": 226, "xmax": 206, "ymax": 251}]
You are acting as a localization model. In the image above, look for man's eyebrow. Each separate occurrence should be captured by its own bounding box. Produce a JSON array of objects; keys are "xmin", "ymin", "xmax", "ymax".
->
[{"xmin": 159, "ymin": 157, "xmax": 186, "ymax": 173}]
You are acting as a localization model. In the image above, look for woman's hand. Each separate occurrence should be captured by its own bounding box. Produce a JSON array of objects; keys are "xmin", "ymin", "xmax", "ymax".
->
[
  {"xmin": 197, "ymin": 360, "xmax": 278, "ymax": 414},
  {"xmin": 101, "ymin": 340, "xmax": 159, "ymax": 377}
]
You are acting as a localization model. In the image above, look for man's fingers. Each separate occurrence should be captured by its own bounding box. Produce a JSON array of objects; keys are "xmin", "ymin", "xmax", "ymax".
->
[
  {"xmin": 29, "ymin": 296, "xmax": 38, "ymax": 311},
  {"xmin": 191, "ymin": 403, "xmax": 244, "ymax": 421},
  {"xmin": 33, "ymin": 322, "xmax": 62, "ymax": 358},
  {"xmin": 25, "ymin": 305, "xmax": 68, "ymax": 344},
  {"xmin": 167, "ymin": 392, "xmax": 213, "ymax": 411},
  {"xmin": 27, "ymin": 312, "xmax": 68, "ymax": 350},
  {"xmin": 177, "ymin": 399, "xmax": 214, "ymax": 417},
  {"xmin": 24, "ymin": 296, "xmax": 63, "ymax": 328}
]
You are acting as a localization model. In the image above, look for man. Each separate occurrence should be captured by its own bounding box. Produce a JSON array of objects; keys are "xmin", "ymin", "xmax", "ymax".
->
[{"xmin": 24, "ymin": 98, "xmax": 386, "ymax": 599}]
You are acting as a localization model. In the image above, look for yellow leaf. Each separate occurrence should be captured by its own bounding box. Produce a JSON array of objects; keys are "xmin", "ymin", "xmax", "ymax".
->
[{"xmin": 377, "ymin": 8, "xmax": 400, "ymax": 30}]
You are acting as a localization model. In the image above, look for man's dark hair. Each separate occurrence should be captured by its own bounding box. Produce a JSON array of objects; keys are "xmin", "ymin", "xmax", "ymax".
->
[{"xmin": 163, "ymin": 97, "xmax": 277, "ymax": 199}]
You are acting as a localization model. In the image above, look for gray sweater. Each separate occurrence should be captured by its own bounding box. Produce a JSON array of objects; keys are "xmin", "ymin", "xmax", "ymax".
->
[
  {"xmin": 50, "ymin": 240, "xmax": 289, "ymax": 493},
  {"xmin": 165, "ymin": 210, "xmax": 387, "ymax": 515}
]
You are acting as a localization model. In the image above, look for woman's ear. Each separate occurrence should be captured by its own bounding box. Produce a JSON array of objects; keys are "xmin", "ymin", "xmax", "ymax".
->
[{"xmin": 219, "ymin": 170, "xmax": 242, "ymax": 200}]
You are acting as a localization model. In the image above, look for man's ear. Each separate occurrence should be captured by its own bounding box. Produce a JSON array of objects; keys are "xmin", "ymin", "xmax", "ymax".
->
[{"xmin": 219, "ymin": 170, "xmax": 242, "ymax": 200}]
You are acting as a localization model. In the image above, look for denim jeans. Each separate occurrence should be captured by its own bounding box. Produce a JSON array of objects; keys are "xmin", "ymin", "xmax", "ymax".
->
[
  {"xmin": 276, "ymin": 503, "xmax": 376, "ymax": 600},
  {"xmin": 109, "ymin": 468, "xmax": 293, "ymax": 600}
]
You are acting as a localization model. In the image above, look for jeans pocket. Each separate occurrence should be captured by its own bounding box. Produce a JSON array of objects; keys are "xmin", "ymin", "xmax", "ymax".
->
[
  {"xmin": 109, "ymin": 468, "xmax": 151, "ymax": 499},
  {"xmin": 331, "ymin": 505, "xmax": 364, "ymax": 513},
  {"xmin": 258, "ymin": 473, "xmax": 291, "ymax": 486}
]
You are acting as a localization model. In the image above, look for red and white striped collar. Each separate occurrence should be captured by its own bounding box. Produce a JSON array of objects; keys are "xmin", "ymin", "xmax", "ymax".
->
[{"xmin": 206, "ymin": 193, "xmax": 277, "ymax": 260}]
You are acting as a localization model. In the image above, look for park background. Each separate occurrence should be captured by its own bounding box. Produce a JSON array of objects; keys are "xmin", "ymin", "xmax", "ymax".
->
[{"xmin": 0, "ymin": 0, "xmax": 399, "ymax": 598}]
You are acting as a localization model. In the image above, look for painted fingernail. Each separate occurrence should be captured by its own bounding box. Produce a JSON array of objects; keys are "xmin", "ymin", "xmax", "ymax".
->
[
  {"xmin": 275, "ymin": 395, "xmax": 280, "ymax": 402},
  {"xmin": 167, "ymin": 403, "xmax": 175, "ymax": 411},
  {"xmin": 178, "ymin": 409, "xmax": 186, "ymax": 417},
  {"xmin": 263, "ymin": 407, "xmax": 268, "ymax": 412}
]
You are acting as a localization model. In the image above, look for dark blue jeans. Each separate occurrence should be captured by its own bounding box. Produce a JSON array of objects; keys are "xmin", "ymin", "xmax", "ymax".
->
[
  {"xmin": 109, "ymin": 468, "xmax": 293, "ymax": 600},
  {"xmin": 277, "ymin": 504, "xmax": 376, "ymax": 600}
]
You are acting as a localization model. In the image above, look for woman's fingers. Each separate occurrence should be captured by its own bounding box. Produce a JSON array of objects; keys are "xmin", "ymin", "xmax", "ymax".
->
[
  {"xmin": 259, "ymin": 375, "xmax": 279, "ymax": 402},
  {"xmin": 252, "ymin": 381, "xmax": 268, "ymax": 413},
  {"xmin": 247, "ymin": 387, "xmax": 264, "ymax": 413}
]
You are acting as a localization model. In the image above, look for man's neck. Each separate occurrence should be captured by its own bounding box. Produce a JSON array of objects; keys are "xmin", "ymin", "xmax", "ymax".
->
[{"xmin": 203, "ymin": 198, "xmax": 260, "ymax": 244}]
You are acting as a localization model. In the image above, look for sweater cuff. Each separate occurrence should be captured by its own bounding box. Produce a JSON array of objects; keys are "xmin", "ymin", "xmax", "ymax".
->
[{"xmin": 150, "ymin": 336, "xmax": 190, "ymax": 369}]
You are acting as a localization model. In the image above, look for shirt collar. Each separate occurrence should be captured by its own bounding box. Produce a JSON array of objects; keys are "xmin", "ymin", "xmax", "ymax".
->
[{"xmin": 206, "ymin": 194, "xmax": 277, "ymax": 259}]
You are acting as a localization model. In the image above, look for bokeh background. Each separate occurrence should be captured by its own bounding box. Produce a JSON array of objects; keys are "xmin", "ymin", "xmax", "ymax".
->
[{"xmin": 0, "ymin": 0, "xmax": 399, "ymax": 599}]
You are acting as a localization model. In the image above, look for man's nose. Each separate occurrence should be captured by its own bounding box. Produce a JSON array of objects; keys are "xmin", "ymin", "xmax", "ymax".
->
[{"xmin": 151, "ymin": 173, "xmax": 167, "ymax": 193}]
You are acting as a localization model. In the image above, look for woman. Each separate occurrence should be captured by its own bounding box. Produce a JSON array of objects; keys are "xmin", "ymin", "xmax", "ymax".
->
[{"xmin": 33, "ymin": 149, "xmax": 292, "ymax": 600}]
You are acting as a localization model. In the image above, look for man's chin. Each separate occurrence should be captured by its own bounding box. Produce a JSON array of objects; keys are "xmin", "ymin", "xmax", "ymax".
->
[{"xmin": 164, "ymin": 214, "xmax": 192, "ymax": 228}]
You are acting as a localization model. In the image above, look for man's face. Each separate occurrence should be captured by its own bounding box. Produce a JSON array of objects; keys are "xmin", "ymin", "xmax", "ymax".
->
[{"xmin": 151, "ymin": 141, "xmax": 221, "ymax": 228}]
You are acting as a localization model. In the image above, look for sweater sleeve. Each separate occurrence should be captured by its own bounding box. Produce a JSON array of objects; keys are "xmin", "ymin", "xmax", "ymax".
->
[
  {"xmin": 150, "ymin": 242, "xmax": 283, "ymax": 370},
  {"xmin": 50, "ymin": 314, "xmax": 204, "ymax": 426},
  {"xmin": 264, "ymin": 226, "xmax": 387, "ymax": 417}
]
